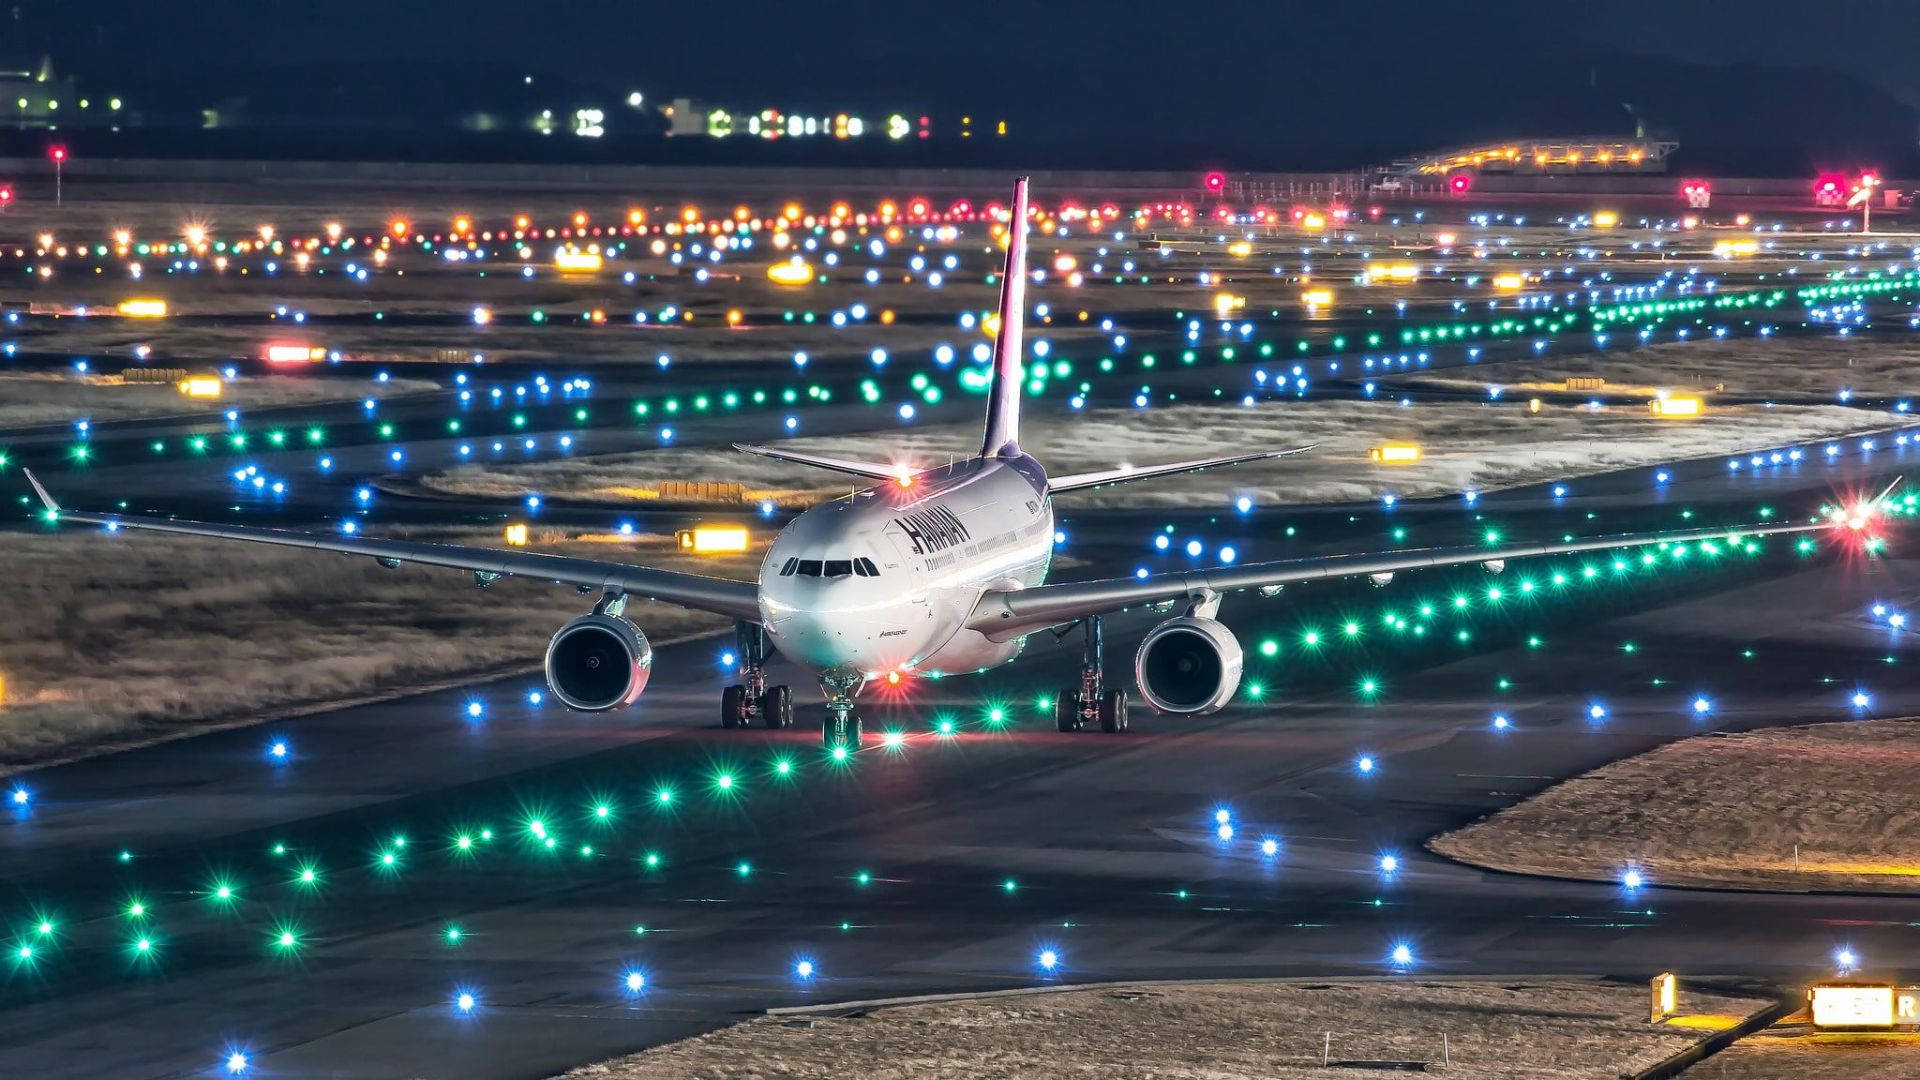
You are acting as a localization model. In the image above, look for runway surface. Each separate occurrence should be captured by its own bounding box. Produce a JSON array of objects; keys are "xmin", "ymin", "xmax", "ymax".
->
[{"xmin": 4, "ymin": 385, "xmax": 1920, "ymax": 1076}]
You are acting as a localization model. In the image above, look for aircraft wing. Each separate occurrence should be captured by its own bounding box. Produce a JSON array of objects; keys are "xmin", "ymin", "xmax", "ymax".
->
[
  {"xmin": 966, "ymin": 517, "xmax": 1836, "ymax": 640},
  {"xmin": 1047, "ymin": 444, "xmax": 1317, "ymax": 494},
  {"xmin": 732, "ymin": 443, "xmax": 903, "ymax": 482},
  {"xmin": 22, "ymin": 470, "xmax": 763, "ymax": 621}
]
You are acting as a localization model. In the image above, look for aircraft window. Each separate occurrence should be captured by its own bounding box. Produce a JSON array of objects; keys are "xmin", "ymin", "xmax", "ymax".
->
[
  {"xmin": 780, "ymin": 558, "xmax": 799, "ymax": 576},
  {"xmin": 855, "ymin": 557, "xmax": 880, "ymax": 576},
  {"xmin": 823, "ymin": 559, "xmax": 854, "ymax": 578},
  {"xmin": 797, "ymin": 560, "xmax": 823, "ymax": 577}
]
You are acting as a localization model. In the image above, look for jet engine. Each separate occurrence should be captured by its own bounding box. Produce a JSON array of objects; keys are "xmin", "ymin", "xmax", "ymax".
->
[
  {"xmin": 1134, "ymin": 616, "xmax": 1243, "ymax": 714},
  {"xmin": 544, "ymin": 612, "xmax": 652, "ymax": 711}
]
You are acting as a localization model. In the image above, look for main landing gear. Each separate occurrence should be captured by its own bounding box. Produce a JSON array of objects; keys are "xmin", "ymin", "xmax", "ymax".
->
[
  {"xmin": 819, "ymin": 671, "xmax": 866, "ymax": 752},
  {"xmin": 1054, "ymin": 616, "xmax": 1128, "ymax": 734},
  {"xmin": 721, "ymin": 622, "xmax": 793, "ymax": 730}
]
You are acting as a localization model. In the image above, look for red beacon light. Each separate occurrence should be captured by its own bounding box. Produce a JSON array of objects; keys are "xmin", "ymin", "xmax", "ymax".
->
[
  {"xmin": 1448, "ymin": 173, "xmax": 1472, "ymax": 196},
  {"xmin": 0, "ymin": 185, "xmax": 12, "ymax": 205},
  {"xmin": 1203, "ymin": 171, "xmax": 1226, "ymax": 194}
]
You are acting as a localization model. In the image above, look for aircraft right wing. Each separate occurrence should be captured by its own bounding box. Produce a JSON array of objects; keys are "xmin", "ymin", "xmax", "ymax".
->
[
  {"xmin": 732, "ymin": 443, "xmax": 905, "ymax": 482},
  {"xmin": 23, "ymin": 470, "xmax": 763, "ymax": 621},
  {"xmin": 1047, "ymin": 444, "xmax": 1316, "ymax": 493},
  {"xmin": 966, "ymin": 516, "xmax": 1849, "ymax": 641}
]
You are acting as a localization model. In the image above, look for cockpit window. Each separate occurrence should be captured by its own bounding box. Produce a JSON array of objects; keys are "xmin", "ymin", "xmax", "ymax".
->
[{"xmin": 783, "ymin": 556, "xmax": 879, "ymax": 578}]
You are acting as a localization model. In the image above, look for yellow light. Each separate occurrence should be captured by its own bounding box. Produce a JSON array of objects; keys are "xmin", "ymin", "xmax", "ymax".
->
[
  {"xmin": 1810, "ymin": 985, "xmax": 1896, "ymax": 1029},
  {"xmin": 390, "ymin": 219, "xmax": 410, "ymax": 238},
  {"xmin": 1369, "ymin": 442, "xmax": 1423, "ymax": 465},
  {"xmin": 1650, "ymin": 395, "xmax": 1702, "ymax": 417},
  {"xmin": 117, "ymin": 298, "xmax": 168, "ymax": 318},
  {"xmin": 1492, "ymin": 273, "xmax": 1525, "ymax": 291},
  {"xmin": 676, "ymin": 526, "xmax": 749, "ymax": 554},
  {"xmin": 767, "ymin": 260, "xmax": 813, "ymax": 286},
  {"xmin": 1052, "ymin": 253, "xmax": 1078, "ymax": 273},
  {"xmin": 264, "ymin": 344, "xmax": 324, "ymax": 363},
  {"xmin": 1301, "ymin": 288, "xmax": 1334, "ymax": 307},
  {"xmin": 627, "ymin": 208, "xmax": 646, "ymax": 226},
  {"xmin": 553, "ymin": 248, "xmax": 603, "ymax": 274},
  {"xmin": 504, "ymin": 523, "xmax": 529, "ymax": 547},
  {"xmin": 726, "ymin": 309, "xmax": 743, "ymax": 327},
  {"xmin": 257, "ymin": 224, "xmax": 276, "ymax": 242},
  {"xmin": 1592, "ymin": 210, "xmax": 1618, "ymax": 228},
  {"xmin": 178, "ymin": 376, "xmax": 222, "ymax": 399},
  {"xmin": 1365, "ymin": 262, "xmax": 1419, "ymax": 283},
  {"xmin": 1226, "ymin": 240, "xmax": 1253, "ymax": 257},
  {"xmin": 1300, "ymin": 211, "xmax": 1326, "ymax": 230},
  {"xmin": 451, "ymin": 216, "xmax": 471, "ymax": 235},
  {"xmin": 1527, "ymin": 398, "xmax": 1542, "ymax": 414},
  {"xmin": 1212, "ymin": 292, "xmax": 1246, "ymax": 313},
  {"xmin": 1433, "ymin": 231, "xmax": 1456, "ymax": 246},
  {"xmin": 325, "ymin": 222, "xmax": 343, "ymax": 242},
  {"xmin": 1651, "ymin": 973, "xmax": 1678, "ymax": 1022},
  {"xmin": 1712, "ymin": 239, "xmax": 1758, "ymax": 258}
]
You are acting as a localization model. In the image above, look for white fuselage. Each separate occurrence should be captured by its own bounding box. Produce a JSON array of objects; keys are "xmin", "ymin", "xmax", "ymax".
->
[{"xmin": 758, "ymin": 453, "xmax": 1054, "ymax": 681}]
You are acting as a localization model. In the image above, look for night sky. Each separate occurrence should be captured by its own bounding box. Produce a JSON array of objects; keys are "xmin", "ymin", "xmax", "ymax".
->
[{"xmin": 8, "ymin": 0, "xmax": 1919, "ymax": 169}]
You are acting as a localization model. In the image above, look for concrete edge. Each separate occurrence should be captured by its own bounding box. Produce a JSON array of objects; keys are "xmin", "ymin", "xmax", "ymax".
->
[
  {"xmin": 1629, "ymin": 996, "xmax": 1796, "ymax": 1080},
  {"xmin": 765, "ymin": 972, "xmax": 1647, "ymax": 1017}
]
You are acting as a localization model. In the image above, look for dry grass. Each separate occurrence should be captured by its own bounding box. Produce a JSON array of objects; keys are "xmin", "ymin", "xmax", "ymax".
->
[
  {"xmin": 0, "ymin": 371, "xmax": 439, "ymax": 429},
  {"xmin": 1695, "ymin": 1033, "xmax": 1920, "ymax": 1078},
  {"xmin": 0, "ymin": 527, "xmax": 738, "ymax": 770},
  {"xmin": 558, "ymin": 978, "xmax": 1766, "ymax": 1080},
  {"xmin": 1431, "ymin": 719, "xmax": 1920, "ymax": 892},
  {"xmin": 420, "ymin": 396, "xmax": 1883, "ymax": 510}
]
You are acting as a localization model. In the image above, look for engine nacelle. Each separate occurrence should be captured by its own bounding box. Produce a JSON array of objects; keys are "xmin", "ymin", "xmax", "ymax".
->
[
  {"xmin": 1133, "ymin": 616, "xmax": 1244, "ymax": 715},
  {"xmin": 544, "ymin": 613, "xmax": 651, "ymax": 711}
]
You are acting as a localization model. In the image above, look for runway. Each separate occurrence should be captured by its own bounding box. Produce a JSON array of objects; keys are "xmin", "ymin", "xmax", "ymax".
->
[{"xmin": 3, "ymin": 420, "xmax": 1919, "ymax": 1076}]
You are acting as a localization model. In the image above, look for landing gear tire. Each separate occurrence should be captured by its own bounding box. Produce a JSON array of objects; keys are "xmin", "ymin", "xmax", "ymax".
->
[
  {"xmin": 760, "ymin": 685, "xmax": 793, "ymax": 729},
  {"xmin": 721, "ymin": 684, "xmax": 750, "ymax": 729},
  {"xmin": 1055, "ymin": 687, "xmax": 1083, "ymax": 732},
  {"xmin": 825, "ymin": 712, "xmax": 864, "ymax": 751},
  {"xmin": 1098, "ymin": 688, "xmax": 1129, "ymax": 734}
]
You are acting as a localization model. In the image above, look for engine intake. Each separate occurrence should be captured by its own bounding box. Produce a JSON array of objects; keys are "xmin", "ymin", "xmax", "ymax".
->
[
  {"xmin": 545, "ymin": 612, "xmax": 651, "ymax": 711},
  {"xmin": 1134, "ymin": 616, "xmax": 1243, "ymax": 714}
]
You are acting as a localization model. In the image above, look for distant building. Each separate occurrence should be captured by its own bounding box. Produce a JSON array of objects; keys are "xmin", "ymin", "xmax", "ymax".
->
[
  {"xmin": 1395, "ymin": 135, "xmax": 1679, "ymax": 177},
  {"xmin": 0, "ymin": 55, "xmax": 127, "ymax": 129}
]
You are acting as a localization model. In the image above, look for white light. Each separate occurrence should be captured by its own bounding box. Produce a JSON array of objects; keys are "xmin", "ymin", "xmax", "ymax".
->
[
  {"xmin": 1492, "ymin": 714, "xmax": 1510, "ymax": 730},
  {"xmin": 10, "ymin": 786, "xmax": 28, "ymax": 806},
  {"xmin": 226, "ymin": 1052, "xmax": 249, "ymax": 1074},
  {"xmin": 1588, "ymin": 704, "xmax": 1607, "ymax": 720},
  {"xmin": 1622, "ymin": 868, "xmax": 1644, "ymax": 889},
  {"xmin": 1692, "ymin": 697, "xmax": 1711, "ymax": 714},
  {"xmin": 1260, "ymin": 838, "xmax": 1279, "ymax": 857},
  {"xmin": 465, "ymin": 701, "xmax": 484, "ymax": 718},
  {"xmin": 795, "ymin": 960, "xmax": 814, "ymax": 978},
  {"xmin": 456, "ymin": 992, "xmax": 476, "ymax": 1012},
  {"xmin": 1390, "ymin": 944, "xmax": 1413, "ymax": 966},
  {"xmin": 270, "ymin": 741, "xmax": 288, "ymax": 758},
  {"xmin": 1836, "ymin": 948, "xmax": 1858, "ymax": 970},
  {"xmin": 1853, "ymin": 691, "xmax": 1872, "ymax": 708},
  {"xmin": 1214, "ymin": 808, "xmax": 1231, "ymax": 825},
  {"xmin": 1379, "ymin": 854, "xmax": 1398, "ymax": 873},
  {"xmin": 1356, "ymin": 756, "xmax": 1375, "ymax": 773},
  {"xmin": 1037, "ymin": 949, "xmax": 1058, "ymax": 971},
  {"xmin": 624, "ymin": 971, "xmax": 646, "ymax": 991},
  {"xmin": 1216, "ymin": 822, "xmax": 1234, "ymax": 841}
]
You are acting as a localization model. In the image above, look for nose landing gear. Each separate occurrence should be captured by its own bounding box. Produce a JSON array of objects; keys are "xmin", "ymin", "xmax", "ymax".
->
[
  {"xmin": 818, "ymin": 671, "xmax": 866, "ymax": 751},
  {"xmin": 1053, "ymin": 616, "xmax": 1128, "ymax": 734},
  {"xmin": 722, "ymin": 621, "xmax": 792, "ymax": 730}
]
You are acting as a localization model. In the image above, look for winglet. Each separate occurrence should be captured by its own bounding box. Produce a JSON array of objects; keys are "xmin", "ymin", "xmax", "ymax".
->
[{"xmin": 22, "ymin": 468, "xmax": 59, "ymax": 514}]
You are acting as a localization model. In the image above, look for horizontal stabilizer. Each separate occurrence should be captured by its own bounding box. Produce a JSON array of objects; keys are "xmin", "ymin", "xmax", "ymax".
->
[{"xmin": 1047, "ymin": 444, "xmax": 1316, "ymax": 494}]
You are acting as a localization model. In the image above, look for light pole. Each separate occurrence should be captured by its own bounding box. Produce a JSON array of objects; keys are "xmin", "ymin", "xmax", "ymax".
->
[
  {"xmin": 48, "ymin": 145, "xmax": 65, "ymax": 206},
  {"xmin": 1849, "ymin": 171, "xmax": 1879, "ymax": 235}
]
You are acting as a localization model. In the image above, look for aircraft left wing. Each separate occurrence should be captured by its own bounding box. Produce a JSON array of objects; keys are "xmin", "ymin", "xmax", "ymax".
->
[
  {"xmin": 1047, "ymin": 444, "xmax": 1317, "ymax": 494},
  {"xmin": 967, "ymin": 517, "xmax": 1840, "ymax": 640},
  {"xmin": 22, "ymin": 470, "xmax": 763, "ymax": 621}
]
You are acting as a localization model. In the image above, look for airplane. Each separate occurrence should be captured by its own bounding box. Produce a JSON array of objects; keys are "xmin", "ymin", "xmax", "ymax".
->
[{"xmin": 21, "ymin": 177, "xmax": 1867, "ymax": 751}]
